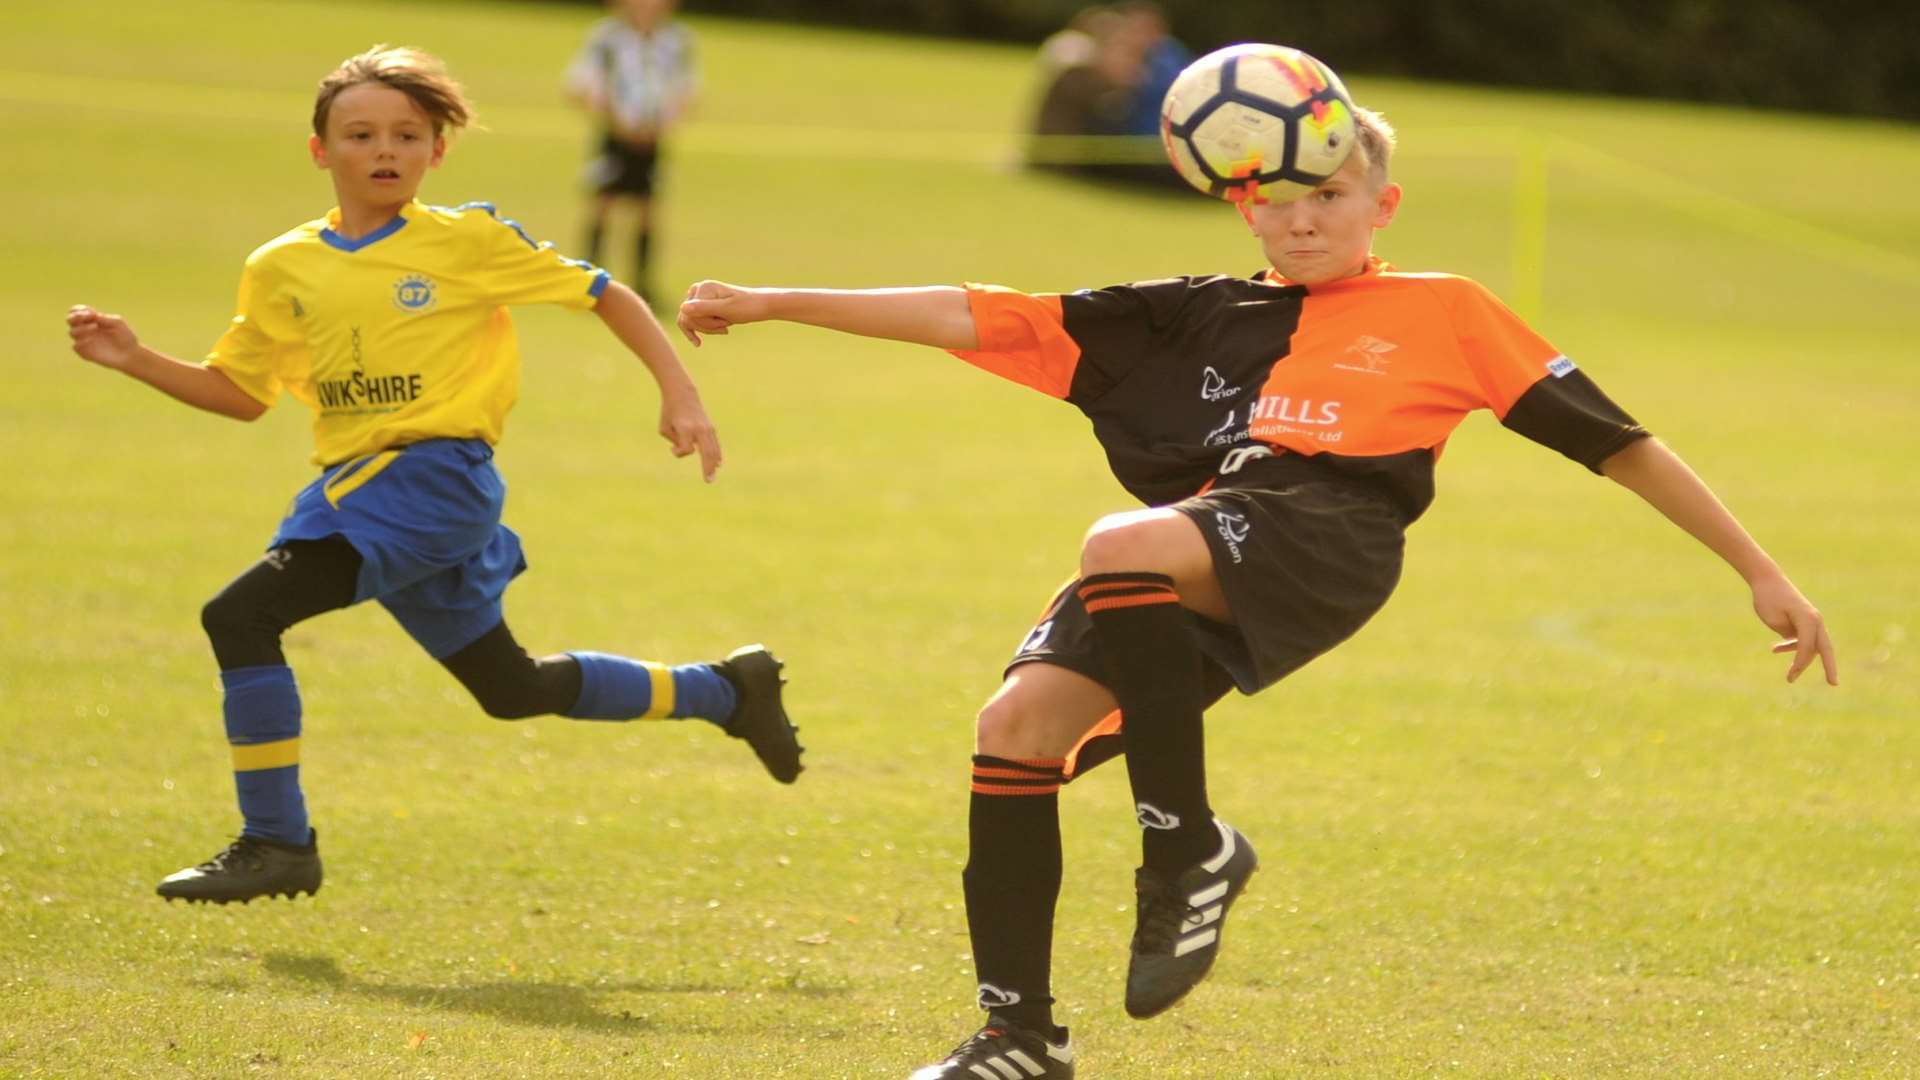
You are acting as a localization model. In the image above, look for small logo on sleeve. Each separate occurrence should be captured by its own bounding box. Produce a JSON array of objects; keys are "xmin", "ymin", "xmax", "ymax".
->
[
  {"xmin": 1546, "ymin": 355, "xmax": 1577, "ymax": 378},
  {"xmin": 392, "ymin": 274, "xmax": 437, "ymax": 313}
]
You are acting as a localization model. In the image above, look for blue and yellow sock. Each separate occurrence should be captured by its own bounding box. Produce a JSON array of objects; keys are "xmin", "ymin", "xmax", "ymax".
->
[
  {"xmin": 221, "ymin": 665, "xmax": 310, "ymax": 846},
  {"xmin": 564, "ymin": 653, "xmax": 737, "ymax": 726}
]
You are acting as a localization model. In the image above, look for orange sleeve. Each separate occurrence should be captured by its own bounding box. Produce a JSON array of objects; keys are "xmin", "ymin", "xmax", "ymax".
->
[
  {"xmin": 947, "ymin": 284, "xmax": 1082, "ymax": 400},
  {"xmin": 1439, "ymin": 276, "xmax": 1564, "ymax": 418}
]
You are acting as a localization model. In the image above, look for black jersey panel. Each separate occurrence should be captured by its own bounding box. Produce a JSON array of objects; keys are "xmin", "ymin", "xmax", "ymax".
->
[
  {"xmin": 1059, "ymin": 275, "xmax": 1309, "ymax": 504},
  {"xmin": 1500, "ymin": 369, "xmax": 1649, "ymax": 472},
  {"xmin": 1058, "ymin": 275, "xmax": 1292, "ymax": 404}
]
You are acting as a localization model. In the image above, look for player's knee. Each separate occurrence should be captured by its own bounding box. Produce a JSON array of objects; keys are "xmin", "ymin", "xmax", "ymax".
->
[
  {"xmin": 470, "ymin": 673, "xmax": 547, "ymax": 721},
  {"xmin": 473, "ymin": 689, "xmax": 537, "ymax": 721},
  {"xmin": 1079, "ymin": 513, "xmax": 1159, "ymax": 575},
  {"xmin": 200, "ymin": 589, "xmax": 273, "ymax": 658},
  {"xmin": 975, "ymin": 693, "xmax": 1046, "ymax": 758},
  {"xmin": 200, "ymin": 591, "xmax": 239, "ymax": 642},
  {"xmin": 466, "ymin": 653, "xmax": 577, "ymax": 721}
]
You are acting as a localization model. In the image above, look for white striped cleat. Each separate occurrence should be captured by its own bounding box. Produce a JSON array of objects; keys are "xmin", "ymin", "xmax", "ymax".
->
[
  {"xmin": 907, "ymin": 1015, "xmax": 1074, "ymax": 1080},
  {"xmin": 1124, "ymin": 817, "xmax": 1258, "ymax": 1019}
]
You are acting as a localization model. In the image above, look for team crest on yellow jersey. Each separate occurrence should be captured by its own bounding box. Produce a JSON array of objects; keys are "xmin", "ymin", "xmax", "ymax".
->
[{"xmin": 392, "ymin": 274, "xmax": 438, "ymax": 314}]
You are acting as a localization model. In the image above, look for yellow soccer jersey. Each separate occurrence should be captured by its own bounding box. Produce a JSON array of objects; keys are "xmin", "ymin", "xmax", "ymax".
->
[{"xmin": 206, "ymin": 200, "xmax": 611, "ymax": 465}]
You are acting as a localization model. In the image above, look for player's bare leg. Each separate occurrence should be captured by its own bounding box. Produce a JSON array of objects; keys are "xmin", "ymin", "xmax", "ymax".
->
[{"xmin": 1079, "ymin": 508, "xmax": 1232, "ymax": 621}]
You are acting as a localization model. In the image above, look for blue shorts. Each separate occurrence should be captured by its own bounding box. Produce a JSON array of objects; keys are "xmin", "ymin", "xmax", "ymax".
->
[{"xmin": 270, "ymin": 438, "xmax": 527, "ymax": 658}]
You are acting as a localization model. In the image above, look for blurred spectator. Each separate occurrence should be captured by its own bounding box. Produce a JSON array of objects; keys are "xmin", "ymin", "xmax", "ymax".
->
[
  {"xmin": 1031, "ymin": 8, "xmax": 1142, "ymax": 141},
  {"xmin": 1036, "ymin": 5, "xmax": 1111, "ymax": 81},
  {"xmin": 1115, "ymin": 1, "xmax": 1193, "ymax": 136},
  {"xmin": 1026, "ymin": 5, "xmax": 1189, "ymax": 193}
]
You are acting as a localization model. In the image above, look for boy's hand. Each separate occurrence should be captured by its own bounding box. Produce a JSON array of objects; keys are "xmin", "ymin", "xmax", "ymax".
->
[
  {"xmin": 67, "ymin": 305, "xmax": 143, "ymax": 370},
  {"xmin": 659, "ymin": 384, "xmax": 722, "ymax": 483},
  {"xmin": 1753, "ymin": 574, "xmax": 1838, "ymax": 685},
  {"xmin": 676, "ymin": 280, "xmax": 768, "ymax": 346}
]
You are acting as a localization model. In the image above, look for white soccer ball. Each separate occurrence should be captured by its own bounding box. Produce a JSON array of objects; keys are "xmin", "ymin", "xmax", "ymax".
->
[{"xmin": 1160, "ymin": 43, "xmax": 1358, "ymax": 205}]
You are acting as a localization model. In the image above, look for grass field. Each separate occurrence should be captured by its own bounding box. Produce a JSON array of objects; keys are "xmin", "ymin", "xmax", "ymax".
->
[{"xmin": 3, "ymin": 1, "xmax": 1918, "ymax": 1076}]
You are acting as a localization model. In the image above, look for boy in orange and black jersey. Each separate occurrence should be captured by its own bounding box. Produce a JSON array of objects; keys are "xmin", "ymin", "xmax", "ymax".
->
[{"xmin": 676, "ymin": 107, "xmax": 1837, "ymax": 1080}]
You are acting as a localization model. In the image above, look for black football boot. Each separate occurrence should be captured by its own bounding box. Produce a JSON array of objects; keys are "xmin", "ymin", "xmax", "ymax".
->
[
  {"xmin": 156, "ymin": 830, "xmax": 322, "ymax": 904},
  {"xmin": 1124, "ymin": 817, "xmax": 1258, "ymax": 1018},
  {"xmin": 907, "ymin": 1014, "xmax": 1074, "ymax": 1079},
  {"xmin": 717, "ymin": 644, "xmax": 804, "ymax": 783}
]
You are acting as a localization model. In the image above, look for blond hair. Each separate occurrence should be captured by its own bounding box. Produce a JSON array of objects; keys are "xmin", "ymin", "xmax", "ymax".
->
[
  {"xmin": 1350, "ymin": 105, "xmax": 1397, "ymax": 185},
  {"xmin": 312, "ymin": 45, "xmax": 473, "ymax": 137}
]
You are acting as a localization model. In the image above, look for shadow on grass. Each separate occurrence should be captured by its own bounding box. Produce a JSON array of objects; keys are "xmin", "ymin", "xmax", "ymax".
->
[{"xmin": 261, "ymin": 953, "xmax": 848, "ymax": 1035}]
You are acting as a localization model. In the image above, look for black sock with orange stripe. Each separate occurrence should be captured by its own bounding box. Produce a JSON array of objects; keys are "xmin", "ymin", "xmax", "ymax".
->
[
  {"xmin": 1078, "ymin": 572, "xmax": 1216, "ymax": 876},
  {"xmin": 962, "ymin": 754, "xmax": 1065, "ymax": 1035}
]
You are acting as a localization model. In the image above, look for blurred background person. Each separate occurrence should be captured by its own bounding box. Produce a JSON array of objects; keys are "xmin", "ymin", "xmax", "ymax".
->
[
  {"xmin": 1028, "ymin": 9, "xmax": 1139, "ymax": 160},
  {"xmin": 1035, "ymin": 4, "xmax": 1110, "ymax": 81},
  {"xmin": 566, "ymin": 0, "xmax": 698, "ymax": 306},
  {"xmin": 1115, "ymin": 1, "xmax": 1192, "ymax": 137},
  {"xmin": 1027, "ymin": 4, "xmax": 1190, "ymax": 192}
]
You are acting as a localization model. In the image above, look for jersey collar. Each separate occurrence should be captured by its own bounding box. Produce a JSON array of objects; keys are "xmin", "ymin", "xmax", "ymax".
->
[
  {"xmin": 320, "ymin": 201, "xmax": 418, "ymax": 252},
  {"xmin": 1259, "ymin": 254, "xmax": 1392, "ymax": 290}
]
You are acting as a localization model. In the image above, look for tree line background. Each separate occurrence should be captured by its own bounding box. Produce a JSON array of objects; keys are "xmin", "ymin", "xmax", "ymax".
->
[{"xmin": 559, "ymin": 0, "xmax": 1919, "ymax": 122}]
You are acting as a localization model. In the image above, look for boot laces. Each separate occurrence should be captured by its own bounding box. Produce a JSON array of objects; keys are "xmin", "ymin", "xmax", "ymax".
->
[
  {"xmin": 1132, "ymin": 868, "xmax": 1190, "ymax": 952},
  {"xmin": 201, "ymin": 835, "xmax": 269, "ymax": 873}
]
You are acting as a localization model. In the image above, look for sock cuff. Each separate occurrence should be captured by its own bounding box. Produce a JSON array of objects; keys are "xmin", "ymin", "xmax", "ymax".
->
[
  {"xmin": 219, "ymin": 664, "xmax": 297, "ymax": 694},
  {"xmin": 221, "ymin": 665, "xmax": 301, "ymax": 744},
  {"xmin": 971, "ymin": 754, "xmax": 1066, "ymax": 796},
  {"xmin": 1077, "ymin": 572, "xmax": 1179, "ymax": 613},
  {"xmin": 566, "ymin": 651, "xmax": 671, "ymax": 720}
]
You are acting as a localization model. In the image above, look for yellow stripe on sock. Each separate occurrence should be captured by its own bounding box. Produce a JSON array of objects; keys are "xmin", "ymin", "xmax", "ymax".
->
[
  {"xmin": 231, "ymin": 737, "xmax": 300, "ymax": 772},
  {"xmin": 643, "ymin": 662, "xmax": 675, "ymax": 719},
  {"xmin": 323, "ymin": 449, "xmax": 402, "ymax": 507}
]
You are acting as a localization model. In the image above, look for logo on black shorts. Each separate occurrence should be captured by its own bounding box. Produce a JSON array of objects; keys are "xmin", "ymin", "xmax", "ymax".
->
[
  {"xmin": 1214, "ymin": 510, "xmax": 1250, "ymax": 564},
  {"xmin": 1017, "ymin": 619, "xmax": 1054, "ymax": 655}
]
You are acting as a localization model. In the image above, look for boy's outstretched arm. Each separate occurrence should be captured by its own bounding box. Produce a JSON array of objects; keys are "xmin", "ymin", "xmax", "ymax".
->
[
  {"xmin": 593, "ymin": 282, "xmax": 723, "ymax": 482},
  {"xmin": 676, "ymin": 280, "xmax": 978, "ymax": 351},
  {"xmin": 1599, "ymin": 436, "xmax": 1837, "ymax": 685},
  {"xmin": 66, "ymin": 305, "xmax": 266, "ymax": 421}
]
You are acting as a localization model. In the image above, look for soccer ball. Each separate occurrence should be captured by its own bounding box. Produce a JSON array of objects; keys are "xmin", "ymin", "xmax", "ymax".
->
[{"xmin": 1160, "ymin": 43, "xmax": 1357, "ymax": 205}]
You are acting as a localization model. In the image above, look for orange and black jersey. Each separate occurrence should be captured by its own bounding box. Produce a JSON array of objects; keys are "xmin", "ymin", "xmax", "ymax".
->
[{"xmin": 951, "ymin": 256, "xmax": 1648, "ymax": 520}]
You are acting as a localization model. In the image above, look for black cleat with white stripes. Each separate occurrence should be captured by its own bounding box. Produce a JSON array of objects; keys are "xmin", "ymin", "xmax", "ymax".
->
[
  {"xmin": 908, "ymin": 1015, "xmax": 1074, "ymax": 1079},
  {"xmin": 1124, "ymin": 817, "xmax": 1258, "ymax": 1019}
]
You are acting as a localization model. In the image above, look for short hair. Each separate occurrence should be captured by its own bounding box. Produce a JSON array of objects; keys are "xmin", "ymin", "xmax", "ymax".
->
[
  {"xmin": 1350, "ymin": 106, "xmax": 1397, "ymax": 185},
  {"xmin": 312, "ymin": 45, "xmax": 473, "ymax": 138}
]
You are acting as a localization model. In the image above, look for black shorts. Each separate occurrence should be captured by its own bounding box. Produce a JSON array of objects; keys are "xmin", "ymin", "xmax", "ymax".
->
[
  {"xmin": 586, "ymin": 133, "xmax": 660, "ymax": 197},
  {"xmin": 1009, "ymin": 455, "xmax": 1407, "ymax": 695}
]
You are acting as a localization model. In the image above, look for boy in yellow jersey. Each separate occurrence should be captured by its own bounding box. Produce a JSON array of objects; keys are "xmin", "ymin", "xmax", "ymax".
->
[
  {"xmin": 65, "ymin": 45, "xmax": 802, "ymax": 906},
  {"xmin": 676, "ymin": 107, "xmax": 1837, "ymax": 1079}
]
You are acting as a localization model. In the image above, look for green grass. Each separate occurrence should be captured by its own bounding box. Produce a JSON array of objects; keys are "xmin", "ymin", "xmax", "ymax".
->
[{"xmin": 3, "ymin": 1, "xmax": 1917, "ymax": 1076}]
